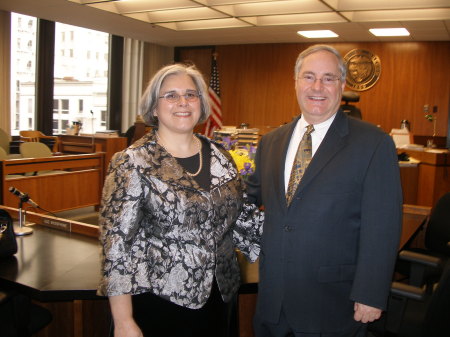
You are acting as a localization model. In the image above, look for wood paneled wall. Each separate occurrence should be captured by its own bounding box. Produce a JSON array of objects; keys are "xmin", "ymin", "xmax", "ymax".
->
[{"xmin": 176, "ymin": 42, "xmax": 450, "ymax": 138}]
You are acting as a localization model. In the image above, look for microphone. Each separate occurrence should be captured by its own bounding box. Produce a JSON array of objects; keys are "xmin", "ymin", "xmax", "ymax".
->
[{"xmin": 8, "ymin": 187, "xmax": 39, "ymax": 208}]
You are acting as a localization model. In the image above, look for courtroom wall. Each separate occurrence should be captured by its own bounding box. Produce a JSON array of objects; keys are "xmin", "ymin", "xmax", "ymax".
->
[{"xmin": 175, "ymin": 42, "xmax": 450, "ymax": 138}]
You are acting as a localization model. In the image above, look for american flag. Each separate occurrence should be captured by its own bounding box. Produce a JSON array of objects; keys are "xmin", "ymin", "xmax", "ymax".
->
[{"xmin": 204, "ymin": 54, "xmax": 223, "ymax": 138}]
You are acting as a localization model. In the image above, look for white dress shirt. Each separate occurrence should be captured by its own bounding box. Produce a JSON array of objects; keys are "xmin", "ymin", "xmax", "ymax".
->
[{"xmin": 284, "ymin": 114, "xmax": 336, "ymax": 192}]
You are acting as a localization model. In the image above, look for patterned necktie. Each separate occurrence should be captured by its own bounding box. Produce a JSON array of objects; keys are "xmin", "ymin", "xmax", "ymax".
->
[{"xmin": 286, "ymin": 124, "xmax": 314, "ymax": 205}]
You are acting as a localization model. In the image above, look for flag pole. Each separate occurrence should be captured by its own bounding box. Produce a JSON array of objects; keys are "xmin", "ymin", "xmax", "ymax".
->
[{"xmin": 204, "ymin": 49, "xmax": 223, "ymax": 139}]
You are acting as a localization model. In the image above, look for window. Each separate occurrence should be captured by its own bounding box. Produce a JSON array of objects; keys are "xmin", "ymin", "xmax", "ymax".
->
[
  {"xmin": 61, "ymin": 99, "xmax": 69, "ymax": 114},
  {"xmin": 62, "ymin": 120, "xmax": 70, "ymax": 131},
  {"xmin": 100, "ymin": 110, "xmax": 107, "ymax": 126},
  {"xmin": 54, "ymin": 22, "xmax": 109, "ymax": 134},
  {"xmin": 11, "ymin": 14, "xmax": 111, "ymax": 136},
  {"xmin": 15, "ymin": 101, "xmax": 20, "ymax": 129},
  {"xmin": 53, "ymin": 99, "xmax": 69, "ymax": 114},
  {"xmin": 53, "ymin": 99, "xmax": 70, "ymax": 133},
  {"xmin": 27, "ymin": 98, "xmax": 33, "ymax": 114}
]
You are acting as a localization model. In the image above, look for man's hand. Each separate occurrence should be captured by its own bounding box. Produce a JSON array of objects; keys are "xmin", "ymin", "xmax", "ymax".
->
[{"xmin": 353, "ymin": 302, "xmax": 382, "ymax": 323}]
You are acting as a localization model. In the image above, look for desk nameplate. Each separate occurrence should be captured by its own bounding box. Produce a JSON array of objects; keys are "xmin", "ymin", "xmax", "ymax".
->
[{"xmin": 0, "ymin": 205, "xmax": 98, "ymax": 238}]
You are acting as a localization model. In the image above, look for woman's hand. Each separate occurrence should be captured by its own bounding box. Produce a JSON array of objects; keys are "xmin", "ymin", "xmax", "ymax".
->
[
  {"xmin": 109, "ymin": 294, "xmax": 143, "ymax": 337},
  {"xmin": 114, "ymin": 319, "xmax": 143, "ymax": 337}
]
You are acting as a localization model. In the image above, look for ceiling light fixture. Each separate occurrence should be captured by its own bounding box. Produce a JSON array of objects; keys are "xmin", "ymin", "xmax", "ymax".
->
[
  {"xmin": 369, "ymin": 28, "xmax": 410, "ymax": 36},
  {"xmin": 297, "ymin": 30, "xmax": 338, "ymax": 38}
]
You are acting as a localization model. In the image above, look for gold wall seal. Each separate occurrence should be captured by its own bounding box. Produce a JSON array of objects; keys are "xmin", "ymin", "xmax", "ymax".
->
[{"xmin": 344, "ymin": 49, "xmax": 381, "ymax": 91}]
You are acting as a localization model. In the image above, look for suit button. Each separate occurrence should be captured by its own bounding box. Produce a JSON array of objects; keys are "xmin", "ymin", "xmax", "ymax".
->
[{"xmin": 284, "ymin": 225, "xmax": 292, "ymax": 232}]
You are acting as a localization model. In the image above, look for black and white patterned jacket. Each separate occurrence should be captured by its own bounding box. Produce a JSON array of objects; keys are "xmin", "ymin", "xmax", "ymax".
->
[{"xmin": 97, "ymin": 131, "xmax": 262, "ymax": 309}]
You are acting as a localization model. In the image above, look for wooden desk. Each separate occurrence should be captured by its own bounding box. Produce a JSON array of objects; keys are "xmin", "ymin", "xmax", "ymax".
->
[
  {"xmin": 399, "ymin": 161, "xmax": 419, "ymax": 205},
  {"xmin": 58, "ymin": 135, "xmax": 127, "ymax": 174},
  {"xmin": 397, "ymin": 148, "xmax": 450, "ymax": 206},
  {"xmin": 0, "ymin": 204, "xmax": 430, "ymax": 337},
  {"xmin": 0, "ymin": 208, "xmax": 108, "ymax": 337}
]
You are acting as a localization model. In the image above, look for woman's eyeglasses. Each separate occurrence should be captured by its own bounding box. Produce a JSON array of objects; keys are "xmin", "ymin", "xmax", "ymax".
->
[{"xmin": 158, "ymin": 91, "xmax": 201, "ymax": 103}]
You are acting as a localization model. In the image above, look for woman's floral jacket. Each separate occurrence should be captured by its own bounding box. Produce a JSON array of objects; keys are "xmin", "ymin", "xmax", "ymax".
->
[{"xmin": 97, "ymin": 131, "xmax": 263, "ymax": 309}]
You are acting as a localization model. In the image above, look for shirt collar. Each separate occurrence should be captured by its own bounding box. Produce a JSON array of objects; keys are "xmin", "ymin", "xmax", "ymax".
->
[{"xmin": 299, "ymin": 113, "xmax": 337, "ymax": 132}]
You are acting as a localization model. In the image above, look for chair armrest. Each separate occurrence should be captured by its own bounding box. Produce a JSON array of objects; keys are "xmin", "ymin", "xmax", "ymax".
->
[
  {"xmin": 40, "ymin": 135, "xmax": 58, "ymax": 140},
  {"xmin": 399, "ymin": 250, "xmax": 443, "ymax": 268},
  {"xmin": 391, "ymin": 281, "xmax": 426, "ymax": 301},
  {"xmin": 398, "ymin": 250, "xmax": 445, "ymax": 287}
]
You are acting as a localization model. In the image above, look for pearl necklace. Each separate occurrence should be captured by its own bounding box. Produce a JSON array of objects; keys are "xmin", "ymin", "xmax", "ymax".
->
[{"xmin": 156, "ymin": 132, "xmax": 203, "ymax": 177}]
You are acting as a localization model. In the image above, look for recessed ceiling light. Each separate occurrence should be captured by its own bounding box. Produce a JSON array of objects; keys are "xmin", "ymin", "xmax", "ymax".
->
[
  {"xmin": 369, "ymin": 28, "xmax": 410, "ymax": 36},
  {"xmin": 297, "ymin": 30, "xmax": 338, "ymax": 38}
]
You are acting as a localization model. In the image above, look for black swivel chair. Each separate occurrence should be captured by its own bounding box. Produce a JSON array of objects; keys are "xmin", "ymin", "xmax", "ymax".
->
[
  {"xmin": 341, "ymin": 91, "xmax": 362, "ymax": 119},
  {"xmin": 396, "ymin": 192, "xmax": 450, "ymax": 285},
  {"xmin": 369, "ymin": 248, "xmax": 450, "ymax": 337},
  {"xmin": 421, "ymin": 192, "xmax": 450, "ymax": 257}
]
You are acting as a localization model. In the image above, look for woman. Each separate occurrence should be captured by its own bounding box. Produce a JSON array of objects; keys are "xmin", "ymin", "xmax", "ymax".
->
[{"xmin": 98, "ymin": 63, "xmax": 262, "ymax": 337}]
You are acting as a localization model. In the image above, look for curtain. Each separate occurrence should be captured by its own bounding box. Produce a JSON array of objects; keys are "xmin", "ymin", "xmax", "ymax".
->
[
  {"xmin": 121, "ymin": 39, "xmax": 174, "ymax": 133},
  {"xmin": 0, "ymin": 11, "xmax": 11, "ymax": 133},
  {"xmin": 121, "ymin": 37, "xmax": 144, "ymax": 133}
]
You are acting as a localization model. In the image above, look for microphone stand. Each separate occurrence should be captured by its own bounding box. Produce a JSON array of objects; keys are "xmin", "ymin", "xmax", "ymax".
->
[
  {"xmin": 90, "ymin": 110, "xmax": 95, "ymax": 146},
  {"xmin": 14, "ymin": 199, "xmax": 34, "ymax": 236}
]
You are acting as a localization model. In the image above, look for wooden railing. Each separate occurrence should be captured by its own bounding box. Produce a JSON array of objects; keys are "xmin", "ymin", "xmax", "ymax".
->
[{"xmin": 0, "ymin": 153, "xmax": 104, "ymax": 213}]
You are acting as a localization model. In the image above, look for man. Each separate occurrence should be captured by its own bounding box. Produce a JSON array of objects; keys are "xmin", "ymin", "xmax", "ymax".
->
[{"xmin": 247, "ymin": 45, "xmax": 402, "ymax": 336}]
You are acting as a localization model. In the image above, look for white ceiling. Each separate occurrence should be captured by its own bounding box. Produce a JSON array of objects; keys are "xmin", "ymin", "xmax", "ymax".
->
[{"xmin": 1, "ymin": 0, "xmax": 449, "ymax": 47}]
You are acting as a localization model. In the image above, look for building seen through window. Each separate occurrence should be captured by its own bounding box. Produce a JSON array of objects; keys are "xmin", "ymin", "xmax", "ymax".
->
[
  {"xmin": 54, "ymin": 22, "xmax": 109, "ymax": 134},
  {"xmin": 11, "ymin": 13, "xmax": 110, "ymax": 135},
  {"xmin": 10, "ymin": 13, "xmax": 36, "ymax": 135}
]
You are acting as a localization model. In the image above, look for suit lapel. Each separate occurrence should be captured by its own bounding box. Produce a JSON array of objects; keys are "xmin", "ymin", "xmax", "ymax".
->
[{"xmin": 295, "ymin": 111, "xmax": 349, "ymax": 195}]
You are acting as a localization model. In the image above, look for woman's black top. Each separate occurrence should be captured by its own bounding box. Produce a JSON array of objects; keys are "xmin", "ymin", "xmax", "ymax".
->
[{"xmin": 175, "ymin": 137, "xmax": 211, "ymax": 191}]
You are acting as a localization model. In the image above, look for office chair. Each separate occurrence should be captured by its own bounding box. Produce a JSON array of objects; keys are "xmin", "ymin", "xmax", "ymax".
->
[
  {"xmin": 19, "ymin": 130, "xmax": 59, "ymax": 152},
  {"xmin": 0, "ymin": 128, "xmax": 11, "ymax": 154},
  {"xmin": 19, "ymin": 142, "xmax": 63, "ymax": 176},
  {"xmin": 0, "ymin": 146, "xmax": 7, "ymax": 160},
  {"xmin": 124, "ymin": 115, "xmax": 152, "ymax": 146},
  {"xmin": 422, "ymin": 192, "xmax": 450, "ymax": 257},
  {"xmin": 396, "ymin": 192, "xmax": 450, "ymax": 285},
  {"xmin": 341, "ymin": 91, "xmax": 362, "ymax": 119},
  {"xmin": 20, "ymin": 141, "xmax": 53, "ymax": 158},
  {"xmin": 0, "ymin": 128, "xmax": 21, "ymax": 159},
  {"xmin": 369, "ymin": 251, "xmax": 450, "ymax": 337}
]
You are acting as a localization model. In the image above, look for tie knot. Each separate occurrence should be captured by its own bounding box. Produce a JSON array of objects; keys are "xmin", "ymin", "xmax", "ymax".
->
[{"xmin": 305, "ymin": 124, "xmax": 314, "ymax": 135}]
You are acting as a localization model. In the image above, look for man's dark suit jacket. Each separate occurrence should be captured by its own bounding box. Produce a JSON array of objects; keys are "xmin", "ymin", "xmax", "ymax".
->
[{"xmin": 247, "ymin": 110, "xmax": 403, "ymax": 333}]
